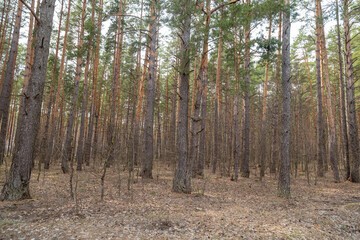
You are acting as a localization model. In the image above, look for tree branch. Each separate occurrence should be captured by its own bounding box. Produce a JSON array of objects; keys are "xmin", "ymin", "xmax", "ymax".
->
[
  {"xmin": 210, "ymin": 0, "xmax": 241, "ymax": 15},
  {"xmin": 103, "ymin": 14, "xmax": 143, "ymax": 22},
  {"xmin": 20, "ymin": 0, "xmax": 41, "ymax": 24}
]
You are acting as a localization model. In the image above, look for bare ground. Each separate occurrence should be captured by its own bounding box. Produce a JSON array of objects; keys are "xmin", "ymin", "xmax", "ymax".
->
[{"xmin": 1, "ymin": 163, "xmax": 360, "ymax": 240}]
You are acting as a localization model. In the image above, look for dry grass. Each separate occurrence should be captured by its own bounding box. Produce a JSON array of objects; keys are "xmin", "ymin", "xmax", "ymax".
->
[{"xmin": 1, "ymin": 162, "xmax": 360, "ymax": 239}]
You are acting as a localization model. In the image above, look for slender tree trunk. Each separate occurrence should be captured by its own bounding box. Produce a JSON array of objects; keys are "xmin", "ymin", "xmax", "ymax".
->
[
  {"xmin": 278, "ymin": 0, "xmax": 291, "ymax": 198},
  {"xmin": 213, "ymin": 9, "xmax": 223, "ymax": 174},
  {"xmin": 335, "ymin": 0, "xmax": 349, "ymax": 180},
  {"xmin": 107, "ymin": 0, "xmax": 123, "ymax": 167},
  {"xmin": 173, "ymin": 0, "xmax": 192, "ymax": 193},
  {"xmin": 233, "ymin": 24, "xmax": 242, "ymax": 181},
  {"xmin": 40, "ymin": 0, "xmax": 63, "ymax": 169},
  {"xmin": 133, "ymin": 33, "xmax": 149, "ymax": 167},
  {"xmin": 23, "ymin": 0, "xmax": 36, "ymax": 90},
  {"xmin": 46, "ymin": 0, "xmax": 71, "ymax": 169},
  {"xmin": 84, "ymin": 0, "xmax": 103, "ymax": 167},
  {"xmin": 240, "ymin": 0, "xmax": 251, "ymax": 178},
  {"xmin": 317, "ymin": 0, "xmax": 340, "ymax": 182},
  {"xmin": 0, "ymin": 0, "xmax": 56, "ymax": 201},
  {"xmin": 344, "ymin": 0, "xmax": 359, "ymax": 183},
  {"xmin": 0, "ymin": 0, "xmax": 23, "ymax": 164},
  {"xmin": 0, "ymin": 0, "xmax": 11, "ymax": 66},
  {"xmin": 260, "ymin": 17, "xmax": 272, "ymax": 179},
  {"xmin": 62, "ymin": 0, "xmax": 87, "ymax": 174},
  {"xmin": 76, "ymin": 48, "xmax": 91, "ymax": 171},
  {"xmin": 315, "ymin": 0, "xmax": 325, "ymax": 178},
  {"xmin": 170, "ymin": 54, "xmax": 179, "ymax": 160},
  {"xmin": 92, "ymin": 62, "xmax": 107, "ymax": 164},
  {"xmin": 197, "ymin": 0, "xmax": 211, "ymax": 177},
  {"xmin": 270, "ymin": 12, "xmax": 281, "ymax": 175}
]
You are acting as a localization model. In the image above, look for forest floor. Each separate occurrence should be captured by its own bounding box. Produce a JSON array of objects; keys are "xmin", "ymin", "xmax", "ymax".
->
[{"xmin": 1, "ymin": 163, "xmax": 360, "ymax": 240}]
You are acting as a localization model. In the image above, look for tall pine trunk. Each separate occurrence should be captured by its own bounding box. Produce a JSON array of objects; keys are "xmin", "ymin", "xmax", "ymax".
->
[
  {"xmin": 317, "ymin": 0, "xmax": 340, "ymax": 182},
  {"xmin": 278, "ymin": 0, "xmax": 291, "ymax": 198},
  {"xmin": 315, "ymin": 0, "xmax": 325, "ymax": 178},
  {"xmin": 40, "ymin": 0, "xmax": 64, "ymax": 169},
  {"xmin": 344, "ymin": 0, "xmax": 360, "ymax": 183},
  {"xmin": 173, "ymin": 0, "xmax": 192, "ymax": 193},
  {"xmin": 0, "ymin": 0, "xmax": 23, "ymax": 164},
  {"xmin": 62, "ymin": 0, "xmax": 87, "ymax": 174},
  {"xmin": 240, "ymin": 0, "xmax": 251, "ymax": 178},
  {"xmin": 141, "ymin": 0, "xmax": 158, "ymax": 179},
  {"xmin": 260, "ymin": 17, "xmax": 272, "ymax": 179},
  {"xmin": 213, "ymin": 9, "xmax": 223, "ymax": 174},
  {"xmin": 0, "ymin": 0, "xmax": 56, "ymax": 201}
]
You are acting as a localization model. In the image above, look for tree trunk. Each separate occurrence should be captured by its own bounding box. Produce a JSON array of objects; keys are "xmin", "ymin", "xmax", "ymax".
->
[
  {"xmin": 62, "ymin": 0, "xmax": 87, "ymax": 174},
  {"xmin": 270, "ymin": 12, "xmax": 282, "ymax": 175},
  {"xmin": 173, "ymin": 0, "xmax": 191, "ymax": 194},
  {"xmin": 260, "ymin": 17, "xmax": 272, "ymax": 179},
  {"xmin": 107, "ymin": 0, "xmax": 124, "ymax": 167},
  {"xmin": 0, "ymin": 0, "xmax": 56, "ymax": 201},
  {"xmin": 0, "ymin": 0, "xmax": 23, "ymax": 164},
  {"xmin": 344, "ymin": 0, "xmax": 360, "ymax": 183},
  {"xmin": 141, "ymin": 0, "xmax": 158, "ymax": 179},
  {"xmin": 213, "ymin": 9, "xmax": 223, "ymax": 174},
  {"xmin": 315, "ymin": 0, "xmax": 325, "ymax": 178},
  {"xmin": 76, "ymin": 48, "xmax": 91, "ymax": 171},
  {"xmin": 278, "ymin": 0, "xmax": 291, "ymax": 198},
  {"xmin": 133, "ymin": 32, "xmax": 149, "ymax": 167},
  {"xmin": 240, "ymin": 0, "xmax": 251, "ymax": 178},
  {"xmin": 45, "ymin": 0, "xmax": 71, "ymax": 169},
  {"xmin": 233, "ymin": 24, "xmax": 242, "ymax": 181},
  {"xmin": 84, "ymin": 0, "xmax": 103, "ymax": 167},
  {"xmin": 40, "ymin": 0, "xmax": 63, "ymax": 169},
  {"xmin": 317, "ymin": 0, "xmax": 340, "ymax": 182},
  {"xmin": 0, "ymin": 0, "xmax": 11, "ymax": 66}
]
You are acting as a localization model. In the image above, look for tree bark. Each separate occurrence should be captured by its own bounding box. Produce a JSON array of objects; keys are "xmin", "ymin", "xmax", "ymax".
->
[
  {"xmin": 1, "ymin": 0, "xmax": 56, "ymax": 201},
  {"xmin": 278, "ymin": 0, "xmax": 291, "ymax": 198},
  {"xmin": 40, "ymin": 0, "xmax": 63, "ymax": 169},
  {"xmin": 0, "ymin": 0, "xmax": 11, "ymax": 66},
  {"xmin": 173, "ymin": 0, "xmax": 192, "ymax": 193},
  {"xmin": 270, "ymin": 12, "xmax": 282, "ymax": 175},
  {"xmin": 315, "ymin": 0, "xmax": 325, "ymax": 178},
  {"xmin": 62, "ymin": 0, "xmax": 87, "ymax": 174},
  {"xmin": 213, "ymin": 8, "xmax": 223, "ymax": 174},
  {"xmin": 240, "ymin": 0, "xmax": 251, "ymax": 178},
  {"xmin": 0, "ymin": 0, "xmax": 23, "ymax": 164},
  {"xmin": 336, "ymin": 0, "xmax": 349, "ymax": 180},
  {"xmin": 317, "ymin": 0, "xmax": 340, "ymax": 182},
  {"xmin": 260, "ymin": 17, "xmax": 272, "ymax": 179},
  {"xmin": 344, "ymin": 0, "xmax": 360, "ymax": 183},
  {"xmin": 84, "ymin": 0, "xmax": 103, "ymax": 167},
  {"xmin": 141, "ymin": 0, "xmax": 158, "ymax": 179}
]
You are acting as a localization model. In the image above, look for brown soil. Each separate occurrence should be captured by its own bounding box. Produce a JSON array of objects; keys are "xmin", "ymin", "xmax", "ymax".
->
[{"xmin": 1, "ymin": 164, "xmax": 360, "ymax": 239}]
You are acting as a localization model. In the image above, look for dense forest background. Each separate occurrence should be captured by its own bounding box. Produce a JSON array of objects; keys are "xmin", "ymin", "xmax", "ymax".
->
[
  {"xmin": 1, "ymin": 0, "xmax": 360, "ymax": 238},
  {"xmin": 0, "ymin": 0, "xmax": 359, "ymax": 215}
]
